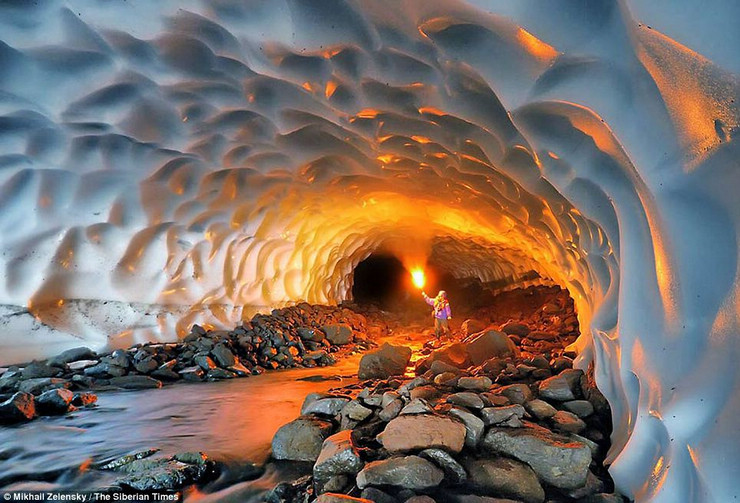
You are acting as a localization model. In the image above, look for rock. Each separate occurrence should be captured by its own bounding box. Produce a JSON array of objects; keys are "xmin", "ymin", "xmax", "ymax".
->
[
  {"xmin": 378, "ymin": 414, "xmax": 466, "ymax": 453},
  {"xmin": 315, "ymin": 494, "xmax": 372, "ymax": 503},
  {"xmin": 207, "ymin": 368, "xmax": 236, "ymax": 380},
  {"xmin": 152, "ymin": 368, "xmax": 181, "ymax": 381},
  {"xmin": 498, "ymin": 384, "xmax": 533, "ymax": 404},
  {"xmin": 433, "ymin": 372, "xmax": 459, "ymax": 386},
  {"xmin": 429, "ymin": 360, "xmax": 460, "ymax": 376},
  {"xmin": 401, "ymin": 398, "xmax": 434, "ymax": 415},
  {"xmin": 501, "ymin": 322, "xmax": 530, "ymax": 337},
  {"xmin": 465, "ymin": 457, "xmax": 545, "ymax": 503},
  {"xmin": 447, "ymin": 495, "xmax": 522, "ymax": 503},
  {"xmin": 194, "ymin": 354, "xmax": 218, "ymax": 371},
  {"xmin": 582, "ymin": 494, "xmax": 626, "ymax": 503},
  {"xmin": 538, "ymin": 374, "xmax": 576, "ymax": 401},
  {"xmin": 342, "ymin": 400, "xmax": 373, "ymax": 421},
  {"xmin": 567, "ymin": 470, "xmax": 605, "ymax": 499},
  {"xmin": 211, "ymin": 344, "xmax": 236, "ymax": 368},
  {"xmin": 272, "ymin": 416, "xmax": 335, "ymax": 462},
  {"xmin": 106, "ymin": 350, "xmax": 130, "ymax": 369},
  {"xmin": 179, "ymin": 366, "xmax": 204, "ymax": 382},
  {"xmin": 482, "ymin": 423, "xmax": 591, "ymax": 489},
  {"xmin": 314, "ymin": 430, "xmax": 364, "ymax": 483},
  {"xmin": 104, "ymin": 450, "xmax": 214, "ymax": 491},
  {"xmin": 72, "ymin": 392, "xmax": 97, "ymax": 407},
  {"xmin": 21, "ymin": 361, "xmax": 60, "ymax": 379},
  {"xmin": 356, "ymin": 455, "xmax": 444, "ymax": 490},
  {"xmin": 379, "ymin": 399, "xmax": 404, "ymax": 422},
  {"xmin": 564, "ymin": 399, "xmax": 595, "ymax": 418},
  {"xmin": 48, "ymin": 347, "xmax": 97, "ymax": 367},
  {"xmin": 18, "ymin": 377, "xmax": 68, "ymax": 395},
  {"xmin": 303, "ymin": 396, "xmax": 350, "ymax": 417},
  {"xmin": 399, "ymin": 377, "xmax": 429, "ymax": 396},
  {"xmin": 550, "ymin": 357, "xmax": 573, "ymax": 373},
  {"xmin": 416, "ymin": 343, "xmax": 470, "ymax": 373},
  {"xmin": 36, "ymin": 388, "xmax": 73, "ymax": 414},
  {"xmin": 409, "ymin": 385, "xmax": 440, "ymax": 402},
  {"xmin": 420, "ymin": 448, "xmax": 467, "ymax": 484},
  {"xmin": 480, "ymin": 405, "xmax": 526, "ymax": 427},
  {"xmin": 134, "ymin": 357, "xmax": 158, "ymax": 374},
  {"xmin": 358, "ymin": 343, "xmax": 412, "ymax": 379},
  {"xmin": 524, "ymin": 399, "xmax": 557, "ymax": 420},
  {"xmin": 320, "ymin": 475, "xmax": 349, "ymax": 493},
  {"xmin": 228, "ymin": 360, "xmax": 250, "ymax": 376},
  {"xmin": 360, "ymin": 488, "xmax": 396, "ymax": 503},
  {"xmin": 461, "ymin": 319, "xmax": 487, "ymax": 336},
  {"xmin": 449, "ymin": 408, "xmax": 485, "ymax": 448},
  {"xmin": 551, "ymin": 410, "xmax": 586, "ymax": 433},
  {"xmin": 109, "ymin": 376, "xmax": 163, "ymax": 389},
  {"xmin": 84, "ymin": 362, "xmax": 126, "ymax": 378},
  {"xmin": 406, "ymin": 497, "xmax": 436, "ymax": 503},
  {"xmin": 323, "ymin": 324, "xmax": 353, "ymax": 345},
  {"xmin": 457, "ymin": 376, "xmax": 492, "ymax": 392},
  {"xmin": 298, "ymin": 327, "xmax": 326, "ymax": 342},
  {"xmin": 447, "ymin": 392, "xmax": 484, "ymax": 409},
  {"xmin": 464, "ymin": 330, "xmax": 518, "ymax": 365},
  {"xmin": 0, "ymin": 392, "xmax": 35, "ymax": 422}
]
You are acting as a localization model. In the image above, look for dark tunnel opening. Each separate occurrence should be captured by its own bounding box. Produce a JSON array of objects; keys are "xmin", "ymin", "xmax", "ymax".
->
[{"xmin": 351, "ymin": 254, "xmax": 408, "ymax": 308}]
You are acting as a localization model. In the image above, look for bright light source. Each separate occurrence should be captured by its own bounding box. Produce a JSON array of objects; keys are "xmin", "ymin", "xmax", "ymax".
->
[{"xmin": 411, "ymin": 268, "xmax": 425, "ymax": 289}]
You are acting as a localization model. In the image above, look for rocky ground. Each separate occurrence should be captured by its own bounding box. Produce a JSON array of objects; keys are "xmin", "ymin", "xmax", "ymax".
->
[
  {"xmin": 265, "ymin": 287, "xmax": 628, "ymax": 503},
  {"xmin": 0, "ymin": 304, "xmax": 385, "ymax": 426}
]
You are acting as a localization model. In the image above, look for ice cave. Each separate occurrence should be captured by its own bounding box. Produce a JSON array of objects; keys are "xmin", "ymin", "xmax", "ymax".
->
[{"xmin": 0, "ymin": 1, "xmax": 737, "ymax": 502}]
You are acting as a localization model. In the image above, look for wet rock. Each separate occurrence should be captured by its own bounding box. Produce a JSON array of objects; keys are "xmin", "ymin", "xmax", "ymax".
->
[
  {"xmin": 314, "ymin": 430, "xmax": 364, "ymax": 483},
  {"xmin": 457, "ymin": 376, "xmax": 492, "ymax": 391},
  {"xmin": 449, "ymin": 407, "xmax": 484, "ymax": 448},
  {"xmin": 524, "ymin": 399, "xmax": 557, "ymax": 420},
  {"xmin": 18, "ymin": 377, "xmax": 68, "ymax": 395},
  {"xmin": 564, "ymin": 399, "xmax": 595, "ymax": 418},
  {"xmin": 447, "ymin": 392, "xmax": 484, "ymax": 409},
  {"xmin": 461, "ymin": 319, "xmax": 487, "ymax": 336},
  {"xmin": 303, "ymin": 396, "xmax": 350, "ymax": 417},
  {"xmin": 72, "ymin": 392, "xmax": 97, "ymax": 407},
  {"xmin": 358, "ymin": 343, "xmax": 412, "ymax": 379},
  {"xmin": 104, "ymin": 450, "xmax": 215, "ymax": 491},
  {"xmin": 481, "ymin": 404, "xmax": 526, "ymax": 427},
  {"xmin": 109, "ymin": 376, "xmax": 163, "ymax": 390},
  {"xmin": 551, "ymin": 410, "xmax": 586, "ymax": 433},
  {"xmin": 378, "ymin": 414, "xmax": 466, "ymax": 453},
  {"xmin": 356, "ymin": 455, "xmax": 444, "ymax": 490},
  {"xmin": 420, "ymin": 448, "xmax": 467, "ymax": 484},
  {"xmin": 179, "ymin": 366, "xmax": 205, "ymax": 381},
  {"xmin": 48, "ymin": 347, "xmax": 97, "ymax": 367},
  {"xmin": 272, "ymin": 416, "xmax": 335, "ymax": 462},
  {"xmin": 36, "ymin": 388, "xmax": 73, "ymax": 415},
  {"xmin": 465, "ymin": 330, "xmax": 518, "ymax": 365},
  {"xmin": 498, "ymin": 384, "xmax": 533, "ymax": 404},
  {"xmin": 482, "ymin": 423, "xmax": 591, "ymax": 489},
  {"xmin": 465, "ymin": 457, "xmax": 545, "ymax": 503},
  {"xmin": 211, "ymin": 343, "xmax": 236, "ymax": 367},
  {"xmin": 0, "ymin": 392, "xmax": 35, "ymax": 423},
  {"xmin": 323, "ymin": 324, "xmax": 353, "ymax": 345}
]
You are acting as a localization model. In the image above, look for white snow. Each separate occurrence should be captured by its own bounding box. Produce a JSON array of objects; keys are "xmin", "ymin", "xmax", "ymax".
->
[{"xmin": 0, "ymin": 1, "xmax": 737, "ymax": 501}]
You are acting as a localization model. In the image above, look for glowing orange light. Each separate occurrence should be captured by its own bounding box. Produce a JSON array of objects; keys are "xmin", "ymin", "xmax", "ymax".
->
[{"xmin": 411, "ymin": 268, "xmax": 426, "ymax": 289}]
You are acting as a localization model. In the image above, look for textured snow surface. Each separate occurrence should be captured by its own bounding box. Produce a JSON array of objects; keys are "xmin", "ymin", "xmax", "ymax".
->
[{"xmin": 0, "ymin": 1, "xmax": 738, "ymax": 501}]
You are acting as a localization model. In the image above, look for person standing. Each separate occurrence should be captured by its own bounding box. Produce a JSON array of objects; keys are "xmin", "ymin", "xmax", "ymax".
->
[{"xmin": 422, "ymin": 290, "xmax": 452, "ymax": 339}]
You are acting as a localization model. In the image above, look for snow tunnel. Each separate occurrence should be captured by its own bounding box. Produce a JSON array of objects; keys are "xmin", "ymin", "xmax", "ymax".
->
[{"xmin": 0, "ymin": 0, "xmax": 738, "ymax": 501}]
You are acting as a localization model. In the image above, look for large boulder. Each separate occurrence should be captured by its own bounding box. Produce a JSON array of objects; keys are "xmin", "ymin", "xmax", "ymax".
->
[
  {"xmin": 314, "ymin": 430, "xmax": 364, "ymax": 482},
  {"xmin": 358, "ymin": 343, "xmax": 412, "ymax": 379},
  {"xmin": 378, "ymin": 414, "xmax": 466, "ymax": 453},
  {"xmin": 464, "ymin": 330, "xmax": 518, "ymax": 365},
  {"xmin": 415, "ymin": 343, "xmax": 470, "ymax": 373},
  {"xmin": 461, "ymin": 319, "xmax": 487, "ymax": 336},
  {"xmin": 465, "ymin": 457, "xmax": 544, "ymax": 503},
  {"xmin": 272, "ymin": 416, "xmax": 335, "ymax": 462},
  {"xmin": 0, "ymin": 392, "xmax": 35, "ymax": 423},
  {"xmin": 322, "ymin": 324, "xmax": 353, "ymax": 345},
  {"xmin": 482, "ymin": 423, "xmax": 591, "ymax": 489},
  {"xmin": 101, "ymin": 450, "xmax": 215, "ymax": 491},
  {"xmin": 356, "ymin": 455, "xmax": 444, "ymax": 490}
]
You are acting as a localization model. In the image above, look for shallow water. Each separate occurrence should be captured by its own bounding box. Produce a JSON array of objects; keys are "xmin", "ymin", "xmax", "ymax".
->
[{"xmin": 0, "ymin": 357, "xmax": 360, "ymax": 498}]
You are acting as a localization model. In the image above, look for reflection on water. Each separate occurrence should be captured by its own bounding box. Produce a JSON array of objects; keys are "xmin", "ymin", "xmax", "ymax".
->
[{"xmin": 0, "ymin": 356, "xmax": 360, "ymax": 498}]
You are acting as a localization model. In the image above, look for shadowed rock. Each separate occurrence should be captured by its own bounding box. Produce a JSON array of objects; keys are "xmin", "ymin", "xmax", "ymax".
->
[
  {"xmin": 358, "ymin": 343, "xmax": 411, "ymax": 379},
  {"xmin": 0, "ymin": 391, "xmax": 35, "ymax": 423},
  {"xmin": 465, "ymin": 457, "xmax": 544, "ymax": 503},
  {"xmin": 272, "ymin": 416, "xmax": 335, "ymax": 462},
  {"xmin": 356, "ymin": 455, "xmax": 444, "ymax": 490}
]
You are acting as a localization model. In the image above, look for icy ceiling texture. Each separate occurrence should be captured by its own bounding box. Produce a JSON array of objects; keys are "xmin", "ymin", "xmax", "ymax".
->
[{"xmin": 0, "ymin": 0, "xmax": 738, "ymax": 500}]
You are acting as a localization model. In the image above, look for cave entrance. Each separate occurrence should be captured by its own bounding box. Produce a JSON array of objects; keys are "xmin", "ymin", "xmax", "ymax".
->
[{"xmin": 351, "ymin": 254, "xmax": 409, "ymax": 309}]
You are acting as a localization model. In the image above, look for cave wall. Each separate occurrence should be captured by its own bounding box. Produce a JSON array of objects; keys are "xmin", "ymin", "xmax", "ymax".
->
[{"xmin": 0, "ymin": 1, "xmax": 737, "ymax": 501}]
